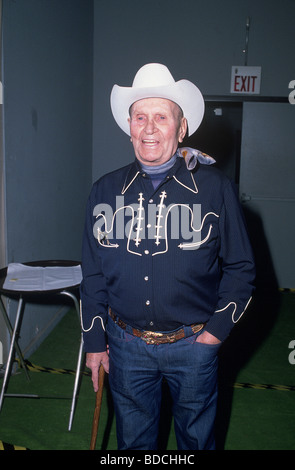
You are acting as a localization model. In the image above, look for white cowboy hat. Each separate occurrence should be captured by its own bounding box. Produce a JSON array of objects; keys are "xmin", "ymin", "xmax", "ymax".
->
[{"xmin": 110, "ymin": 63, "xmax": 205, "ymax": 137}]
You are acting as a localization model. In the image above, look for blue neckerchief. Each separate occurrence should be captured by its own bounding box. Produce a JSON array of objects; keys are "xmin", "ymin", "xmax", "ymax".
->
[{"xmin": 176, "ymin": 147, "xmax": 216, "ymax": 169}]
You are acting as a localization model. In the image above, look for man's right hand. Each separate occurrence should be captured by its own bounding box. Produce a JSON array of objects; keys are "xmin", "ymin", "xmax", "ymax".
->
[{"xmin": 86, "ymin": 351, "xmax": 109, "ymax": 392}]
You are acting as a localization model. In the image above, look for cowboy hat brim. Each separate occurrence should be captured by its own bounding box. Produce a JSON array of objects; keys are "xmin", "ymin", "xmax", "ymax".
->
[{"xmin": 110, "ymin": 79, "xmax": 205, "ymax": 137}]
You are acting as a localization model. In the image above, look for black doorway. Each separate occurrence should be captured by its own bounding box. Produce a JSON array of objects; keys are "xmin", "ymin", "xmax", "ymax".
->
[{"xmin": 183, "ymin": 100, "xmax": 243, "ymax": 185}]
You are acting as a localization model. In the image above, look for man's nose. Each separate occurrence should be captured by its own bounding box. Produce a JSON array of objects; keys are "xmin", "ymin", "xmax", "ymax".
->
[{"xmin": 144, "ymin": 118, "xmax": 157, "ymax": 134}]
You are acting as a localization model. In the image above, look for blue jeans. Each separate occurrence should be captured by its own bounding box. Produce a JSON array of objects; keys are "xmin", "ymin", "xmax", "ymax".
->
[{"xmin": 106, "ymin": 317, "xmax": 220, "ymax": 450}]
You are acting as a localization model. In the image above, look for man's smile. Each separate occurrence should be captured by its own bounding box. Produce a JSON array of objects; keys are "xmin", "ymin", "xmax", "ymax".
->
[{"xmin": 142, "ymin": 139, "xmax": 159, "ymax": 145}]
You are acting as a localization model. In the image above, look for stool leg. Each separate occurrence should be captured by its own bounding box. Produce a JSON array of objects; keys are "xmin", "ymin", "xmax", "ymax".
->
[
  {"xmin": 0, "ymin": 297, "xmax": 30, "ymax": 381},
  {"xmin": 0, "ymin": 297, "xmax": 24, "ymax": 412},
  {"xmin": 60, "ymin": 291, "xmax": 84, "ymax": 430},
  {"xmin": 68, "ymin": 332, "xmax": 84, "ymax": 430}
]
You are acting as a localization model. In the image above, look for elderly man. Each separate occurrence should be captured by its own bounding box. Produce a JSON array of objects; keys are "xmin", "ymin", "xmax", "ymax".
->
[{"xmin": 80, "ymin": 63, "xmax": 255, "ymax": 450}]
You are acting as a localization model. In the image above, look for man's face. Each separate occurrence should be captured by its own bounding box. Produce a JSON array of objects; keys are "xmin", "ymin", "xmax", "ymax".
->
[{"xmin": 128, "ymin": 98, "xmax": 187, "ymax": 166}]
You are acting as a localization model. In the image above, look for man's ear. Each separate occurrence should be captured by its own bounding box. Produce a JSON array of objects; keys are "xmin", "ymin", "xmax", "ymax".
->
[{"xmin": 178, "ymin": 117, "xmax": 188, "ymax": 142}]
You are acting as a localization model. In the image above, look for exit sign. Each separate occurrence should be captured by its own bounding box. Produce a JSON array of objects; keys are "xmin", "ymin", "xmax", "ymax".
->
[{"xmin": 230, "ymin": 66, "xmax": 261, "ymax": 94}]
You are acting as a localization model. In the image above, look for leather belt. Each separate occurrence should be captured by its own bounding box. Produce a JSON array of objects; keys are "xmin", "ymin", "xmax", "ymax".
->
[{"xmin": 109, "ymin": 309, "xmax": 205, "ymax": 345}]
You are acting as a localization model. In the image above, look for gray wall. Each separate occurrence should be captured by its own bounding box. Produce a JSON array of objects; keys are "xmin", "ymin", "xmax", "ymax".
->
[
  {"xmin": 3, "ymin": 0, "xmax": 93, "ymax": 262},
  {"xmin": 1, "ymin": 0, "xmax": 93, "ymax": 358},
  {"xmin": 92, "ymin": 0, "xmax": 294, "ymax": 179}
]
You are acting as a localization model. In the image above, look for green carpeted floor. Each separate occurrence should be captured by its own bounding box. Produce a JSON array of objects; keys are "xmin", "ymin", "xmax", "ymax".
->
[{"xmin": 0, "ymin": 290, "xmax": 295, "ymax": 450}]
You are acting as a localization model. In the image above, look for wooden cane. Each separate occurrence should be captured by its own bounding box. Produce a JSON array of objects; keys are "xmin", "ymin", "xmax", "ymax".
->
[{"xmin": 90, "ymin": 364, "xmax": 105, "ymax": 450}]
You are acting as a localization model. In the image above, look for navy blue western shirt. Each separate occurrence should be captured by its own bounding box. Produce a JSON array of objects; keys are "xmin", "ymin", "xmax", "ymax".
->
[{"xmin": 80, "ymin": 155, "xmax": 255, "ymax": 352}]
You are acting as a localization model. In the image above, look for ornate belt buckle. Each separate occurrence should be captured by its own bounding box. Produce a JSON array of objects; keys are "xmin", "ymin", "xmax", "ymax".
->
[{"xmin": 141, "ymin": 330, "xmax": 163, "ymax": 345}]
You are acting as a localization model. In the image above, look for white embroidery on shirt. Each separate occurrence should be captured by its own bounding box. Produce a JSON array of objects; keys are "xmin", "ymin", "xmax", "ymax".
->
[
  {"xmin": 95, "ymin": 206, "xmax": 142, "ymax": 256},
  {"xmin": 154, "ymin": 191, "xmax": 167, "ymax": 246},
  {"xmin": 121, "ymin": 171, "xmax": 140, "ymax": 194},
  {"xmin": 94, "ymin": 194, "xmax": 219, "ymax": 256},
  {"xmin": 135, "ymin": 193, "xmax": 144, "ymax": 247},
  {"xmin": 178, "ymin": 212, "xmax": 219, "ymax": 250},
  {"xmin": 173, "ymin": 172, "xmax": 198, "ymax": 193},
  {"xmin": 215, "ymin": 297, "xmax": 252, "ymax": 323},
  {"xmin": 152, "ymin": 208, "xmax": 219, "ymax": 255},
  {"xmin": 80, "ymin": 300, "xmax": 106, "ymax": 332}
]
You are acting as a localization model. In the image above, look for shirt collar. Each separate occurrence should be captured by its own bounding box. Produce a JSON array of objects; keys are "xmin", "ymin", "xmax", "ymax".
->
[
  {"xmin": 120, "ymin": 147, "xmax": 215, "ymax": 195},
  {"xmin": 121, "ymin": 160, "xmax": 141, "ymax": 194}
]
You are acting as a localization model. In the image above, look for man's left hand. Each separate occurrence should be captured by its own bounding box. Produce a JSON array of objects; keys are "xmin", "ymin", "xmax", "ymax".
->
[{"xmin": 196, "ymin": 331, "xmax": 221, "ymax": 345}]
